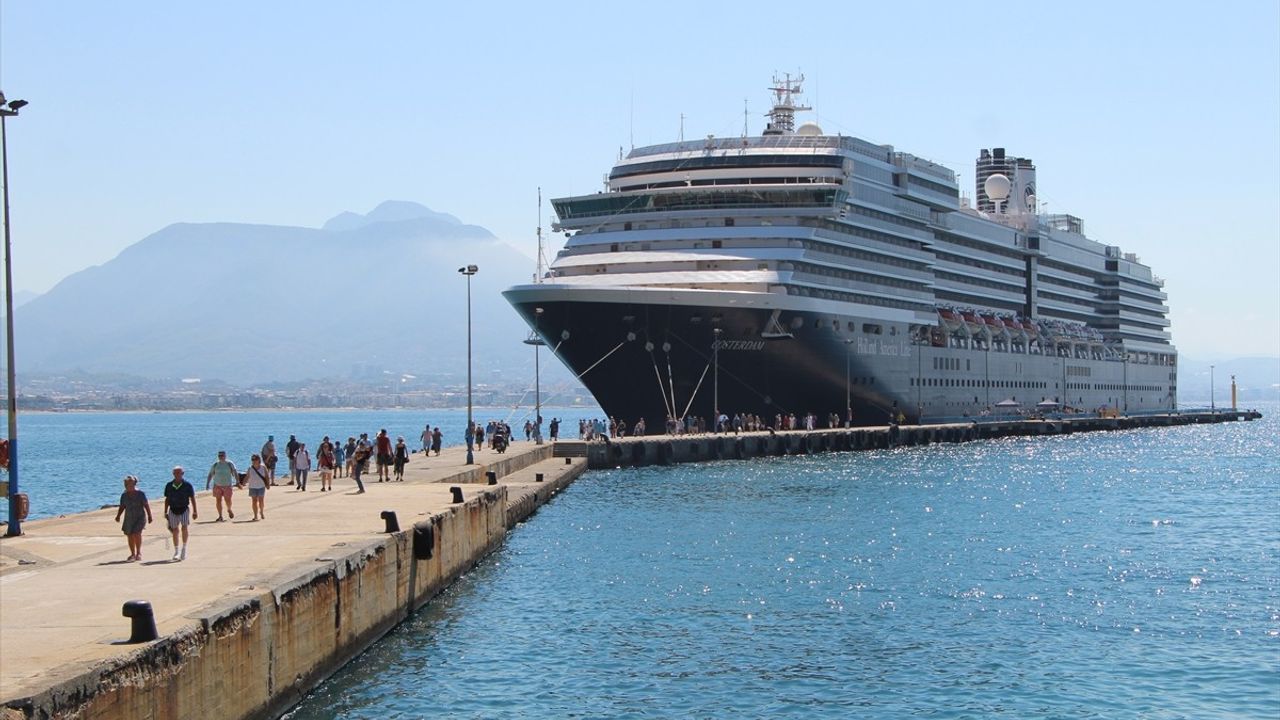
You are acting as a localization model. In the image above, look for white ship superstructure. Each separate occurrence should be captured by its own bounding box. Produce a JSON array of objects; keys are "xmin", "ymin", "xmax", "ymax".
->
[{"xmin": 505, "ymin": 75, "xmax": 1176, "ymax": 426}]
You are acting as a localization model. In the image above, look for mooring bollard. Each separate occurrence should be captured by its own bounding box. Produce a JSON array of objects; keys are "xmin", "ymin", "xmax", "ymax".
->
[
  {"xmin": 450, "ymin": 486, "xmax": 464, "ymax": 504},
  {"xmin": 535, "ymin": 472, "xmax": 544, "ymax": 482},
  {"xmin": 380, "ymin": 510, "xmax": 399, "ymax": 533},
  {"xmin": 412, "ymin": 523, "xmax": 434, "ymax": 560},
  {"xmin": 564, "ymin": 457, "xmax": 572, "ymax": 465},
  {"xmin": 122, "ymin": 600, "xmax": 158, "ymax": 643},
  {"xmin": 486, "ymin": 471, "xmax": 497, "ymax": 485}
]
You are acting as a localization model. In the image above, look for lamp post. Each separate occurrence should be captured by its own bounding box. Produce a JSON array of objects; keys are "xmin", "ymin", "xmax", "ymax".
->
[
  {"xmin": 2, "ymin": 94, "xmax": 26, "ymax": 537},
  {"xmin": 458, "ymin": 265, "xmax": 478, "ymax": 464},
  {"xmin": 1208, "ymin": 361, "xmax": 1218, "ymax": 412},
  {"xmin": 1122, "ymin": 354, "xmax": 1129, "ymax": 414},
  {"xmin": 522, "ymin": 307, "xmax": 545, "ymax": 444},
  {"xmin": 844, "ymin": 339, "xmax": 854, "ymax": 427},
  {"xmin": 711, "ymin": 328, "xmax": 722, "ymax": 432}
]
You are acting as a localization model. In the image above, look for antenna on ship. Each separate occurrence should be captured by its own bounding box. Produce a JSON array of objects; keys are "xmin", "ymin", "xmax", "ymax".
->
[
  {"xmin": 679, "ymin": 113, "xmax": 685, "ymax": 142},
  {"xmin": 762, "ymin": 72, "xmax": 811, "ymax": 136},
  {"xmin": 743, "ymin": 99, "xmax": 749, "ymax": 137},
  {"xmin": 533, "ymin": 186, "xmax": 548, "ymax": 283}
]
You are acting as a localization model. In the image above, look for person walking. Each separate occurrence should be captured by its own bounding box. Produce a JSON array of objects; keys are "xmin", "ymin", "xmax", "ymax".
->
[
  {"xmin": 375, "ymin": 429, "xmax": 393, "ymax": 482},
  {"xmin": 205, "ymin": 450, "xmax": 239, "ymax": 521},
  {"xmin": 344, "ymin": 437, "xmax": 357, "ymax": 477},
  {"xmin": 431, "ymin": 426, "xmax": 442, "ymax": 456},
  {"xmin": 293, "ymin": 443, "xmax": 312, "ymax": 491},
  {"xmin": 285, "ymin": 434, "xmax": 300, "ymax": 485},
  {"xmin": 351, "ymin": 440, "xmax": 370, "ymax": 493},
  {"xmin": 261, "ymin": 435, "xmax": 278, "ymax": 486},
  {"xmin": 550, "ymin": 418, "xmax": 560, "ymax": 441},
  {"xmin": 393, "ymin": 436, "xmax": 409, "ymax": 481},
  {"xmin": 163, "ymin": 466, "xmax": 197, "ymax": 561},
  {"xmin": 317, "ymin": 436, "xmax": 335, "ymax": 491},
  {"xmin": 245, "ymin": 454, "xmax": 269, "ymax": 520},
  {"xmin": 114, "ymin": 475, "xmax": 152, "ymax": 561},
  {"xmin": 333, "ymin": 437, "xmax": 346, "ymax": 478},
  {"xmin": 420, "ymin": 425, "xmax": 431, "ymax": 453}
]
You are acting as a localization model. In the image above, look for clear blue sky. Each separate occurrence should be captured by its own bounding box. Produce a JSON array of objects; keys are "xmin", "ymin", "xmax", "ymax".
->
[{"xmin": 2, "ymin": 1, "xmax": 1277, "ymax": 358}]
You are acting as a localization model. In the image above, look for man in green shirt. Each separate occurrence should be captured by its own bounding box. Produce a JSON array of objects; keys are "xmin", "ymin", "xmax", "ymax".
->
[{"xmin": 206, "ymin": 450, "xmax": 239, "ymax": 522}]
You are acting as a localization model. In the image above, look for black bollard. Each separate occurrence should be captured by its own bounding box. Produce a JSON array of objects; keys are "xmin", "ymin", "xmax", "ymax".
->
[
  {"xmin": 380, "ymin": 510, "xmax": 400, "ymax": 533},
  {"xmin": 412, "ymin": 523, "xmax": 434, "ymax": 560},
  {"xmin": 564, "ymin": 457, "xmax": 572, "ymax": 465},
  {"xmin": 535, "ymin": 472, "xmax": 544, "ymax": 482},
  {"xmin": 486, "ymin": 471, "xmax": 497, "ymax": 485},
  {"xmin": 122, "ymin": 600, "xmax": 158, "ymax": 643},
  {"xmin": 450, "ymin": 486, "xmax": 464, "ymax": 504}
]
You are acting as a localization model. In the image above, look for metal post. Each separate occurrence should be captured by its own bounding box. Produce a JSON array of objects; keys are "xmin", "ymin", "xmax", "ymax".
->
[
  {"xmin": 712, "ymin": 328, "xmax": 721, "ymax": 431},
  {"xmin": 458, "ymin": 265, "xmax": 478, "ymax": 463},
  {"xmin": 1, "ymin": 96, "xmax": 26, "ymax": 537},
  {"xmin": 844, "ymin": 339, "xmax": 853, "ymax": 427},
  {"xmin": 1209, "ymin": 364, "xmax": 1215, "ymax": 412},
  {"xmin": 1122, "ymin": 355, "xmax": 1128, "ymax": 414},
  {"xmin": 534, "ymin": 308, "xmax": 543, "ymax": 444}
]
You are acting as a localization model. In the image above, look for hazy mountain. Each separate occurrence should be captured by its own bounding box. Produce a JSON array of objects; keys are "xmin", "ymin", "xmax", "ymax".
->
[
  {"xmin": 1177, "ymin": 356, "xmax": 1280, "ymax": 404},
  {"xmin": 12, "ymin": 290, "xmax": 39, "ymax": 308},
  {"xmin": 11, "ymin": 202, "xmax": 547, "ymax": 384}
]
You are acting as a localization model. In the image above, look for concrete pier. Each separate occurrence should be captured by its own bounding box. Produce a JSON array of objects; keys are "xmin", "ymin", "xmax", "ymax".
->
[
  {"xmin": 572, "ymin": 409, "xmax": 1263, "ymax": 470},
  {"xmin": 0, "ymin": 441, "xmax": 583, "ymax": 720}
]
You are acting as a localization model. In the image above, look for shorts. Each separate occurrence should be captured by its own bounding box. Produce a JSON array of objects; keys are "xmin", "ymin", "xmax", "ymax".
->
[
  {"xmin": 212, "ymin": 485, "xmax": 234, "ymax": 500},
  {"xmin": 167, "ymin": 508, "xmax": 190, "ymax": 530},
  {"xmin": 248, "ymin": 487, "xmax": 265, "ymax": 498},
  {"xmin": 265, "ymin": 456, "xmax": 277, "ymax": 469},
  {"xmin": 377, "ymin": 453, "xmax": 393, "ymax": 466}
]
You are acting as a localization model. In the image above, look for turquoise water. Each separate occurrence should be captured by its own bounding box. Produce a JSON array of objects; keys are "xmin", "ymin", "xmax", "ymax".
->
[
  {"xmin": 283, "ymin": 404, "xmax": 1279, "ymax": 719},
  {"xmin": 8, "ymin": 406, "xmax": 596, "ymax": 519}
]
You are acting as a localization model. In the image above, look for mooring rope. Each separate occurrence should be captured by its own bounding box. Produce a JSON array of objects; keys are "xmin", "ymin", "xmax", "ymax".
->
[
  {"xmin": 679, "ymin": 361, "xmax": 712, "ymax": 420},
  {"xmin": 651, "ymin": 353, "xmax": 674, "ymax": 418},
  {"xmin": 575, "ymin": 341, "xmax": 625, "ymax": 380}
]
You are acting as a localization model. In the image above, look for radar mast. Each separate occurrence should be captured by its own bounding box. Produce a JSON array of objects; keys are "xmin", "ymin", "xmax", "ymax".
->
[{"xmin": 762, "ymin": 72, "xmax": 811, "ymax": 136}]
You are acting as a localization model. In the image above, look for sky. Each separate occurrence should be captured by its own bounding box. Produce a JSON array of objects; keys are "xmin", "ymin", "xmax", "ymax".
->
[{"xmin": 1, "ymin": 1, "xmax": 1277, "ymax": 359}]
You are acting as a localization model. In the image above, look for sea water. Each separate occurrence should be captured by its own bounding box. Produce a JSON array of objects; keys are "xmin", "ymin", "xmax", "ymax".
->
[
  {"xmin": 282, "ymin": 403, "xmax": 1279, "ymax": 719},
  {"xmin": 8, "ymin": 405, "xmax": 1278, "ymax": 717},
  {"xmin": 10, "ymin": 406, "xmax": 596, "ymax": 520}
]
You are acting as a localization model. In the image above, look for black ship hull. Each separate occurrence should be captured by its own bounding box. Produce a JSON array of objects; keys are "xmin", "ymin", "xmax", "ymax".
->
[{"xmin": 505, "ymin": 287, "xmax": 1176, "ymax": 431}]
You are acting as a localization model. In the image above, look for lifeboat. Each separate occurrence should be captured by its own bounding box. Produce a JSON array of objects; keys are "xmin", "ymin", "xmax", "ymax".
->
[
  {"xmin": 961, "ymin": 310, "xmax": 987, "ymax": 335},
  {"xmin": 937, "ymin": 308, "xmax": 964, "ymax": 332}
]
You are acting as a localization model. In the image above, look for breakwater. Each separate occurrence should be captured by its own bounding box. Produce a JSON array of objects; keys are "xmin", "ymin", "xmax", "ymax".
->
[
  {"xmin": 0, "ymin": 443, "xmax": 583, "ymax": 720},
  {"xmin": 569, "ymin": 409, "xmax": 1263, "ymax": 470}
]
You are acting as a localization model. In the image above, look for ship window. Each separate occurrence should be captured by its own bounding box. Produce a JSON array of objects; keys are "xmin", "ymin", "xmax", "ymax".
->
[
  {"xmin": 862, "ymin": 323, "xmax": 882, "ymax": 335},
  {"xmin": 624, "ymin": 222, "xmax": 632, "ymax": 231},
  {"xmin": 725, "ymin": 218, "xmax": 735, "ymax": 227},
  {"xmin": 610, "ymin": 243, "xmax": 619, "ymax": 252},
  {"xmin": 712, "ymin": 240, "xmax": 723, "ymax": 249}
]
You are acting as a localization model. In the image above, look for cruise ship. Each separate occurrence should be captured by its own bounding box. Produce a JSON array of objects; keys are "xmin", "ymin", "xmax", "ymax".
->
[{"xmin": 504, "ymin": 75, "xmax": 1176, "ymax": 427}]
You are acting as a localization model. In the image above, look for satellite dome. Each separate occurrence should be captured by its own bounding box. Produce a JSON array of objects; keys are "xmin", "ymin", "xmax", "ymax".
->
[
  {"xmin": 796, "ymin": 122, "xmax": 823, "ymax": 136},
  {"xmin": 984, "ymin": 173, "xmax": 1011, "ymax": 201}
]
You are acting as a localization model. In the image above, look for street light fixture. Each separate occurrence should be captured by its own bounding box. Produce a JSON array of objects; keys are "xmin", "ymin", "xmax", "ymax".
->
[
  {"xmin": 2, "ymin": 93, "xmax": 26, "ymax": 537},
  {"xmin": 458, "ymin": 265, "xmax": 478, "ymax": 464}
]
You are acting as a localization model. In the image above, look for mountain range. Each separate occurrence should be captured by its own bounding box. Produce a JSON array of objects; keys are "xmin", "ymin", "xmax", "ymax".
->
[{"xmin": 10, "ymin": 201, "xmax": 549, "ymax": 385}]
